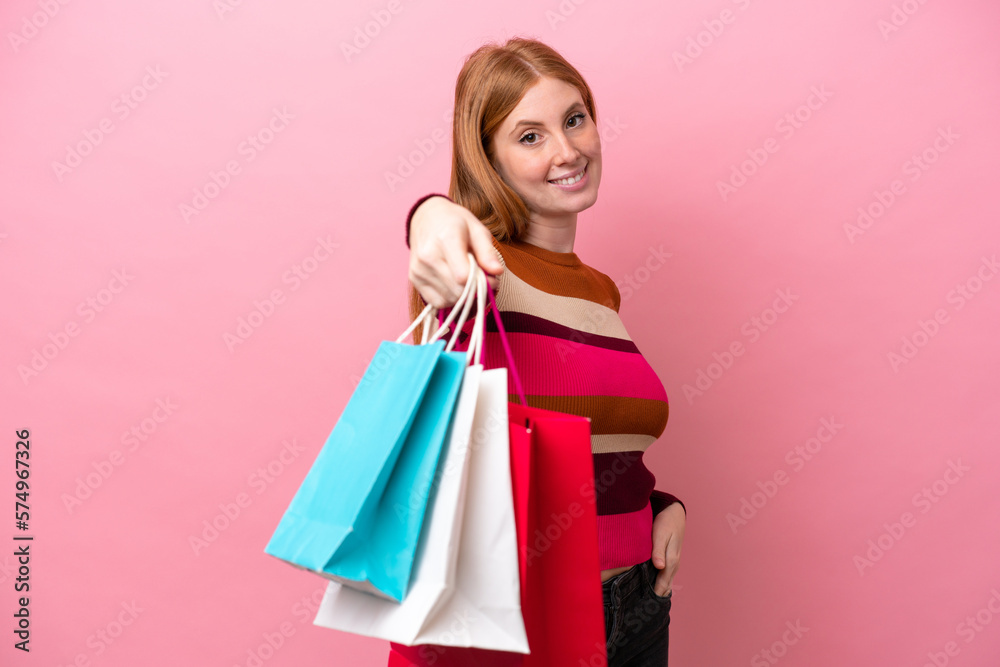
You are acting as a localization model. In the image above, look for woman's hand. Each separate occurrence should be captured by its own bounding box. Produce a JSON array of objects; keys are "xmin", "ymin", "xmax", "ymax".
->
[
  {"xmin": 650, "ymin": 502, "xmax": 685, "ymax": 596},
  {"xmin": 409, "ymin": 196, "xmax": 504, "ymax": 308}
]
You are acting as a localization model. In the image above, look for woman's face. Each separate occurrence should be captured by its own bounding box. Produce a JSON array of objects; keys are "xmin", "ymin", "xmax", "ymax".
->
[{"xmin": 491, "ymin": 76, "xmax": 602, "ymax": 225}]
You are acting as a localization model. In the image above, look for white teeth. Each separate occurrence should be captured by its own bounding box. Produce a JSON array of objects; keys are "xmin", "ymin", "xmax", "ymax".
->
[{"xmin": 550, "ymin": 169, "xmax": 584, "ymax": 186}]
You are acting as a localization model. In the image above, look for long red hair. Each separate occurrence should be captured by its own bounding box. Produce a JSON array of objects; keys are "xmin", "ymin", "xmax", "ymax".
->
[{"xmin": 406, "ymin": 37, "xmax": 599, "ymax": 343}]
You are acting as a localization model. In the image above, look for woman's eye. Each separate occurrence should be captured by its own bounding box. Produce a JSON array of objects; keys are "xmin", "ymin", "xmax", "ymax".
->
[{"xmin": 518, "ymin": 114, "xmax": 585, "ymax": 145}]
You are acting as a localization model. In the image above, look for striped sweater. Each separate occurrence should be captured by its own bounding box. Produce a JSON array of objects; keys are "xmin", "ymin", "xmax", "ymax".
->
[{"xmin": 406, "ymin": 195, "xmax": 684, "ymax": 571}]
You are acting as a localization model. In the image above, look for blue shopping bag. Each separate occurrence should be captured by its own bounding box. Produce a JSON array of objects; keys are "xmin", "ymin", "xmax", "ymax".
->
[{"xmin": 265, "ymin": 337, "xmax": 467, "ymax": 602}]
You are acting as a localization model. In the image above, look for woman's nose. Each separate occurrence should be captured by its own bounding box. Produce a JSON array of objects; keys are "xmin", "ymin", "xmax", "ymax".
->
[{"xmin": 552, "ymin": 132, "xmax": 581, "ymax": 163}]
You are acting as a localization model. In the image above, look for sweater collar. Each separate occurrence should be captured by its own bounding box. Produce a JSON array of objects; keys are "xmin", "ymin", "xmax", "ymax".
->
[{"xmin": 508, "ymin": 237, "xmax": 581, "ymax": 267}]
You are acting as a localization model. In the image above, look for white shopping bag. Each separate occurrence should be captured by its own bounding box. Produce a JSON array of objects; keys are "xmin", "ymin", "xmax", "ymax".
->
[
  {"xmin": 412, "ymin": 367, "xmax": 528, "ymax": 652},
  {"xmin": 313, "ymin": 259, "xmax": 528, "ymax": 653}
]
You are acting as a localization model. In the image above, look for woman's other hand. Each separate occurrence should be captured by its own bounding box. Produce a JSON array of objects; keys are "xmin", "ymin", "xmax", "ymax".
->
[
  {"xmin": 408, "ymin": 196, "xmax": 504, "ymax": 308},
  {"xmin": 650, "ymin": 502, "xmax": 685, "ymax": 597}
]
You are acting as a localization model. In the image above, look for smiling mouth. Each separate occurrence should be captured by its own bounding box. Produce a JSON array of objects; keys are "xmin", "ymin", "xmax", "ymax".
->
[{"xmin": 549, "ymin": 164, "xmax": 587, "ymax": 185}]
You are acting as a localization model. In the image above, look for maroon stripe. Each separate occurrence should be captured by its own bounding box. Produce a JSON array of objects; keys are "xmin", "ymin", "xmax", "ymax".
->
[
  {"xmin": 454, "ymin": 311, "xmax": 638, "ymax": 353},
  {"xmin": 592, "ymin": 451, "xmax": 656, "ymax": 515}
]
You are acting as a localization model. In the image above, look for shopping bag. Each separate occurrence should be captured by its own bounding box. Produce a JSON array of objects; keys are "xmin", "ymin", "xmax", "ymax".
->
[
  {"xmin": 264, "ymin": 269, "xmax": 479, "ymax": 602},
  {"xmin": 314, "ymin": 259, "xmax": 529, "ymax": 653},
  {"xmin": 508, "ymin": 402, "xmax": 607, "ymax": 667},
  {"xmin": 390, "ymin": 405, "xmax": 606, "ymax": 667},
  {"xmin": 389, "ymin": 262, "xmax": 608, "ymax": 667},
  {"xmin": 424, "ymin": 367, "xmax": 527, "ymax": 652}
]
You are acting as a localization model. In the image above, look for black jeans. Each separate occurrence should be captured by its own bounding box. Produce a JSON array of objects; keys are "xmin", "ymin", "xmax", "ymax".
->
[{"xmin": 602, "ymin": 558, "xmax": 672, "ymax": 666}]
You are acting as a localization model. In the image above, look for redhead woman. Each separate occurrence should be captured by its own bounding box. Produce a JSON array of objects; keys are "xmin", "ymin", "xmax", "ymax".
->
[{"xmin": 394, "ymin": 37, "xmax": 686, "ymax": 667}]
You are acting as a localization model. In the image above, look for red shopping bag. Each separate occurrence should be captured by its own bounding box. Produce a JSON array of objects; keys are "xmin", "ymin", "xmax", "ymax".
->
[
  {"xmin": 389, "ymin": 279, "xmax": 607, "ymax": 667},
  {"xmin": 511, "ymin": 400, "xmax": 608, "ymax": 666}
]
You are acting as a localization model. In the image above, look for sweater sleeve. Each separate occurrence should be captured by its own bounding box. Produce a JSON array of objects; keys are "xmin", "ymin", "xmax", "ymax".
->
[
  {"xmin": 405, "ymin": 193, "xmax": 453, "ymax": 248},
  {"xmin": 650, "ymin": 489, "xmax": 686, "ymax": 517}
]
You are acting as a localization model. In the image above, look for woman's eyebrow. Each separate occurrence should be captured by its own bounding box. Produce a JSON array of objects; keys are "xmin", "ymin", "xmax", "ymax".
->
[{"xmin": 510, "ymin": 101, "xmax": 586, "ymax": 135}]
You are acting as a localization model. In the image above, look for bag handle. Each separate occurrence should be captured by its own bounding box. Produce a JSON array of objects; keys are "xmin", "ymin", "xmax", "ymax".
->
[
  {"xmin": 396, "ymin": 253, "xmax": 528, "ymax": 406},
  {"xmin": 436, "ymin": 253, "xmax": 528, "ymax": 406},
  {"xmin": 483, "ymin": 260, "xmax": 527, "ymax": 406},
  {"xmin": 395, "ymin": 254, "xmax": 478, "ymax": 350},
  {"xmin": 462, "ymin": 261, "xmax": 487, "ymax": 367}
]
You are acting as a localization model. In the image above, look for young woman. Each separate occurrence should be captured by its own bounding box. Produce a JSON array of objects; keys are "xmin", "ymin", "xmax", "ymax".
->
[{"xmin": 397, "ymin": 37, "xmax": 686, "ymax": 667}]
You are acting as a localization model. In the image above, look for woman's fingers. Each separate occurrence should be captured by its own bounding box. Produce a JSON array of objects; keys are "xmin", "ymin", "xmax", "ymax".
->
[
  {"xmin": 410, "ymin": 242, "xmax": 472, "ymax": 309},
  {"xmin": 440, "ymin": 231, "xmax": 474, "ymax": 306},
  {"xmin": 468, "ymin": 217, "xmax": 504, "ymax": 276},
  {"xmin": 408, "ymin": 197, "xmax": 502, "ymax": 307}
]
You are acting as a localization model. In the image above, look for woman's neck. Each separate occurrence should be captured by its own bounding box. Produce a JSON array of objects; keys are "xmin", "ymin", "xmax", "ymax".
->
[{"xmin": 522, "ymin": 215, "xmax": 578, "ymax": 253}]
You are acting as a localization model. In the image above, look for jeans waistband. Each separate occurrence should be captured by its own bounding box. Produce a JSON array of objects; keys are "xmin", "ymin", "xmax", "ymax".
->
[{"xmin": 602, "ymin": 559, "xmax": 650, "ymax": 604}]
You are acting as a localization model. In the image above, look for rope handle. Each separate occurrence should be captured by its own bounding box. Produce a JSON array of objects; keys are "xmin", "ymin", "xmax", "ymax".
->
[{"xmin": 396, "ymin": 252, "xmax": 527, "ymax": 405}]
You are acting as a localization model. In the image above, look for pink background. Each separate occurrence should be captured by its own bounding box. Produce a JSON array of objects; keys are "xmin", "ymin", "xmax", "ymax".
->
[{"xmin": 2, "ymin": 0, "xmax": 999, "ymax": 665}]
